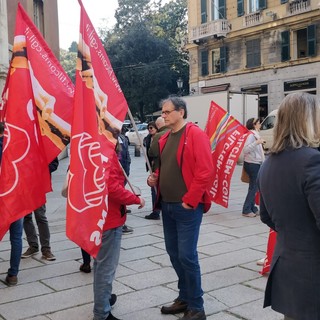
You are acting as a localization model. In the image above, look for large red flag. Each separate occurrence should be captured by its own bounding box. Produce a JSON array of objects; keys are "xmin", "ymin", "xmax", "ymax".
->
[
  {"xmin": 0, "ymin": 4, "xmax": 74, "ymax": 239},
  {"xmin": 205, "ymin": 101, "xmax": 251, "ymax": 207},
  {"xmin": 66, "ymin": 0, "xmax": 128, "ymax": 257}
]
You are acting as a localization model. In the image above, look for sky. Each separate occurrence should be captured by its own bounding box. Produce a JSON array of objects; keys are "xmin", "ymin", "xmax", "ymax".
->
[{"xmin": 57, "ymin": 0, "xmax": 119, "ymax": 50}]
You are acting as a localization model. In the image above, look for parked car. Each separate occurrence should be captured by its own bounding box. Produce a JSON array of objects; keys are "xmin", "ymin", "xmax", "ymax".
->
[
  {"xmin": 125, "ymin": 123, "xmax": 148, "ymax": 145},
  {"xmin": 260, "ymin": 109, "xmax": 278, "ymax": 151}
]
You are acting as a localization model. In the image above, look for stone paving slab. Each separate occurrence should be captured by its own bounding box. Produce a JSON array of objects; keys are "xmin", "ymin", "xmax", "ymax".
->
[{"xmin": 0, "ymin": 148, "xmax": 285, "ymax": 320}]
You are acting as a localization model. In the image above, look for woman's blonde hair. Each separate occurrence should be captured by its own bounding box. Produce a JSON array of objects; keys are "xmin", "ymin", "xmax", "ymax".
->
[{"xmin": 271, "ymin": 92, "xmax": 320, "ymax": 153}]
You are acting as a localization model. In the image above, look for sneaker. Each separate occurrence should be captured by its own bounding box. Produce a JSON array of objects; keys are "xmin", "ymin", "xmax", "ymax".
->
[
  {"xmin": 5, "ymin": 274, "xmax": 18, "ymax": 286},
  {"xmin": 110, "ymin": 293, "xmax": 117, "ymax": 307},
  {"xmin": 21, "ymin": 246, "xmax": 39, "ymax": 258},
  {"xmin": 42, "ymin": 249, "xmax": 56, "ymax": 261},
  {"xmin": 122, "ymin": 225, "xmax": 133, "ymax": 235},
  {"xmin": 80, "ymin": 263, "xmax": 91, "ymax": 273},
  {"xmin": 242, "ymin": 213, "xmax": 257, "ymax": 218},
  {"xmin": 257, "ymin": 257, "xmax": 266, "ymax": 266},
  {"xmin": 145, "ymin": 212, "xmax": 160, "ymax": 220}
]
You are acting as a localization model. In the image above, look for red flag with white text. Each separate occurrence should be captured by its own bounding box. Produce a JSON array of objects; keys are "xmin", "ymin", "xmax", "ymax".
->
[
  {"xmin": 205, "ymin": 101, "xmax": 251, "ymax": 207},
  {"xmin": 0, "ymin": 4, "xmax": 74, "ymax": 239},
  {"xmin": 1, "ymin": 3, "xmax": 74, "ymax": 161},
  {"xmin": 66, "ymin": 0, "xmax": 128, "ymax": 257}
]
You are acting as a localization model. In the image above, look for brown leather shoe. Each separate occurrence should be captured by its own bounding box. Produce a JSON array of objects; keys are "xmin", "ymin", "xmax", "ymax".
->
[
  {"xmin": 161, "ymin": 299, "xmax": 188, "ymax": 314},
  {"xmin": 180, "ymin": 310, "xmax": 206, "ymax": 320}
]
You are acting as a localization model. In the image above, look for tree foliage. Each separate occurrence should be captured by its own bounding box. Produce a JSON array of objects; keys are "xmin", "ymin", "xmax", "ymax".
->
[
  {"xmin": 103, "ymin": 0, "xmax": 188, "ymax": 120},
  {"xmin": 59, "ymin": 48, "xmax": 77, "ymax": 83}
]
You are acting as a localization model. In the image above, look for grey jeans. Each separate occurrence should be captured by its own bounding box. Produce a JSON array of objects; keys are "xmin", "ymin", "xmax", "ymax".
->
[{"xmin": 23, "ymin": 204, "xmax": 51, "ymax": 251}]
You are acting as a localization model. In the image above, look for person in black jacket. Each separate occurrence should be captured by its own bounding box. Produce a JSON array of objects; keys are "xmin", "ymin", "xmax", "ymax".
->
[{"xmin": 21, "ymin": 157, "xmax": 59, "ymax": 261}]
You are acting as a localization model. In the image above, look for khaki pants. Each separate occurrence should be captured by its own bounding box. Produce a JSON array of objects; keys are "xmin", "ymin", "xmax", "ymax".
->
[{"xmin": 284, "ymin": 316, "xmax": 294, "ymax": 320}]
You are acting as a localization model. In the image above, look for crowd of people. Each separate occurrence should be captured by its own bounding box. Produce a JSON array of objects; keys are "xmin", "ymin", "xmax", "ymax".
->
[{"xmin": 1, "ymin": 92, "xmax": 320, "ymax": 320}]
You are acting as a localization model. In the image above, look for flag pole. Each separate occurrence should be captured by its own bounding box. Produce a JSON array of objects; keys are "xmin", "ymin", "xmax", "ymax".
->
[{"xmin": 126, "ymin": 107, "xmax": 153, "ymax": 173}]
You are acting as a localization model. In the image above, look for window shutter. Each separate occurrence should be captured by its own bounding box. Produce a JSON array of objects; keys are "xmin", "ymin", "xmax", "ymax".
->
[
  {"xmin": 281, "ymin": 31, "xmax": 290, "ymax": 62},
  {"xmin": 237, "ymin": 0, "xmax": 244, "ymax": 16},
  {"xmin": 307, "ymin": 25, "xmax": 316, "ymax": 57},
  {"xmin": 218, "ymin": 0, "xmax": 226, "ymax": 19},
  {"xmin": 201, "ymin": 0, "xmax": 207, "ymax": 23},
  {"xmin": 259, "ymin": 0, "xmax": 267, "ymax": 10},
  {"xmin": 201, "ymin": 50, "xmax": 209, "ymax": 76},
  {"xmin": 220, "ymin": 46, "xmax": 227, "ymax": 73}
]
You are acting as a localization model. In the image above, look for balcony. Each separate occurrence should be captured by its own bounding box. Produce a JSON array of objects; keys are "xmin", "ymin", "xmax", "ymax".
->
[
  {"xmin": 243, "ymin": 11, "xmax": 263, "ymax": 27},
  {"xmin": 288, "ymin": 0, "xmax": 311, "ymax": 15},
  {"xmin": 189, "ymin": 20, "xmax": 230, "ymax": 43}
]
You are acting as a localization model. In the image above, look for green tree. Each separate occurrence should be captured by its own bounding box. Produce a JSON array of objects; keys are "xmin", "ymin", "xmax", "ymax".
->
[
  {"xmin": 59, "ymin": 47, "xmax": 77, "ymax": 83},
  {"xmin": 102, "ymin": 0, "xmax": 188, "ymax": 120}
]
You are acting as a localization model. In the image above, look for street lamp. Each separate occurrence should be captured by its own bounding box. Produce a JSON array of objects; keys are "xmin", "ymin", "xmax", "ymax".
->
[{"xmin": 176, "ymin": 77, "xmax": 183, "ymax": 96}]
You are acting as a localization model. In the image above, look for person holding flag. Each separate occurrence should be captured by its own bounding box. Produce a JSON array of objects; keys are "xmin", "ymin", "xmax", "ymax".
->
[
  {"xmin": 147, "ymin": 96, "xmax": 213, "ymax": 320},
  {"xmin": 93, "ymin": 146, "xmax": 145, "ymax": 320}
]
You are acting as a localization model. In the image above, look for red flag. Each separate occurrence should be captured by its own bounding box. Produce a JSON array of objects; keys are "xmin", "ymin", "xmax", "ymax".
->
[
  {"xmin": 66, "ymin": 0, "xmax": 128, "ymax": 257},
  {"xmin": 0, "ymin": 4, "xmax": 74, "ymax": 239},
  {"xmin": 260, "ymin": 229, "xmax": 277, "ymax": 275},
  {"xmin": 205, "ymin": 101, "xmax": 251, "ymax": 207}
]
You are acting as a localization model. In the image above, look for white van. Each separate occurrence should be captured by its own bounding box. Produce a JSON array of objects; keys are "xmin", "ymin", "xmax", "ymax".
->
[{"xmin": 260, "ymin": 109, "xmax": 278, "ymax": 151}]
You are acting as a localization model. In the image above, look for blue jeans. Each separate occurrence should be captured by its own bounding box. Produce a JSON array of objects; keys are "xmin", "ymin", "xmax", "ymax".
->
[
  {"xmin": 93, "ymin": 227, "xmax": 122, "ymax": 320},
  {"xmin": 242, "ymin": 161, "xmax": 261, "ymax": 214},
  {"xmin": 161, "ymin": 202, "xmax": 204, "ymax": 311},
  {"xmin": 8, "ymin": 218, "xmax": 23, "ymax": 276},
  {"xmin": 151, "ymin": 186, "xmax": 160, "ymax": 214}
]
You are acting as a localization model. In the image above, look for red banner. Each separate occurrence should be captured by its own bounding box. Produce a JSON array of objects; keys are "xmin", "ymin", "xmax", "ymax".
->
[
  {"xmin": 260, "ymin": 229, "xmax": 277, "ymax": 275},
  {"xmin": 1, "ymin": 3, "xmax": 74, "ymax": 163},
  {"xmin": 0, "ymin": 4, "xmax": 62, "ymax": 239},
  {"xmin": 66, "ymin": 0, "xmax": 128, "ymax": 258},
  {"xmin": 205, "ymin": 101, "xmax": 250, "ymax": 207}
]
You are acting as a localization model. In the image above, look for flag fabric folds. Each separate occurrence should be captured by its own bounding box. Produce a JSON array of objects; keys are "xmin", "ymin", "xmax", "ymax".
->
[
  {"xmin": 66, "ymin": 0, "xmax": 128, "ymax": 258},
  {"xmin": 0, "ymin": 3, "xmax": 74, "ymax": 239},
  {"xmin": 205, "ymin": 101, "xmax": 251, "ymax": 208}
]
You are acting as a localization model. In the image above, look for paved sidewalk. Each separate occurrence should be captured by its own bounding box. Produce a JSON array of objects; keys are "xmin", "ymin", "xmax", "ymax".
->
[{"xmin": 0, "ymin": 146, "xmax": 281, "ymax": 320}]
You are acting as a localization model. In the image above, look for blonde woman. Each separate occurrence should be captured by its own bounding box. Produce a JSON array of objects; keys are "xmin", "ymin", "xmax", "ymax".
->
[
  {"xmin": 258, "ymin": 92, "xmax": 320, "ymax": 320},
  {"xmin": 242, "ymin": 118, "xmax": 265, "ymax": 217}
]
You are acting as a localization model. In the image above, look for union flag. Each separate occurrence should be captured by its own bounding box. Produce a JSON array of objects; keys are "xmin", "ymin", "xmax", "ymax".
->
[
  {"xmin": 205, "ymin": 101, "xmax": 250, "ymax": 207},
  {"xmin": 66, "ymin": 0, "xmax": 128, "ymax": 257},
  {"xmin": 0, "ymin": 3, "xmax": 73, "ymax": 239}
]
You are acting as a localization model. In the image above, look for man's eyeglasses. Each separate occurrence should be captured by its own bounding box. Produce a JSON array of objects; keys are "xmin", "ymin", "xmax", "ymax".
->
[
  {"xmin": 148, "ymin": 126, "xmax": 155, "ymax": 130},
  {"xmin": 161, "ymin": 109, "xmax": 176, "ymax": 116}
]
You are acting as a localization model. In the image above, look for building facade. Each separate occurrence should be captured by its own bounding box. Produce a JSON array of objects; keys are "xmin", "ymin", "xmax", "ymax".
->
[
  {"xmin": 0, "ymin": 0, "xmax": 59, "ymax": 94},
  {"xmin": 187, "ymin": 0, "xmax": 320, "ymax": 119}
]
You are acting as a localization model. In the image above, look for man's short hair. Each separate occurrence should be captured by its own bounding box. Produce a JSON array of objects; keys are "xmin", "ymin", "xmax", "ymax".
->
[{"xmin": 160, "ymin": 96, "xmax": 188, "ymax": 119}]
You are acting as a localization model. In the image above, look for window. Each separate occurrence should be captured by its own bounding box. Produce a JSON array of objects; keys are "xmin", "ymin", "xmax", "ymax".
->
[
  {"xmin": 200, "ymin": 50, "xmax": 209, "ymax": 76},
  {"xmin": 238, "ymin": 0, "xmax": 244, "ymax": 16},
  {"xmin": 212, "ymin": 0, "xmax": 226, "ymax": 19},
  {"xmin": 211, "ymin": 49, "xmax": 221, "ymax": 74},
  {"xmin": 201, "ymin": 0, "xmax": 207, "ymax": 23},
  {"xmin": 33, "ymin": 0, "xmax": 44, "ymax": 34},
  {"xmin": 248, "ymin": 0, "xmax": 266, "ymax": 13},
  {"xmin": 281, "ymin": 30, "xmax": 290, "ymax": 61},
  {"xmin": 295, "ymin": 25, "xmax": 316, "ymax": 58},
  {"xmin": 212, "ymin": 47, "xmax": 227, "ymax": 74},
  {"xmin": 246, "ymin": 39, "xmax": 261, "ymax": 68}
]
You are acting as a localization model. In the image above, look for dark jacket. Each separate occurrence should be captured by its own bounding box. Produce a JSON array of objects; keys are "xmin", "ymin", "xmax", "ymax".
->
[
  {"xmin": 258, "ymin": 147, "xmax": 320, "ymax": 320},
  {"xmin": 118, "ymin": 134, "xmax": 131, "ymax": 177}
]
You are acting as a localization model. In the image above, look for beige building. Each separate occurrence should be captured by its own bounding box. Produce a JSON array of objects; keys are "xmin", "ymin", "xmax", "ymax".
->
[
  {"xmin": 0, "ymin": 0, "xmax": 59, "ymax": 94},
  {"xmin": 187, "ymin": 0, "xmax": 320, "ymax": 118}
]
